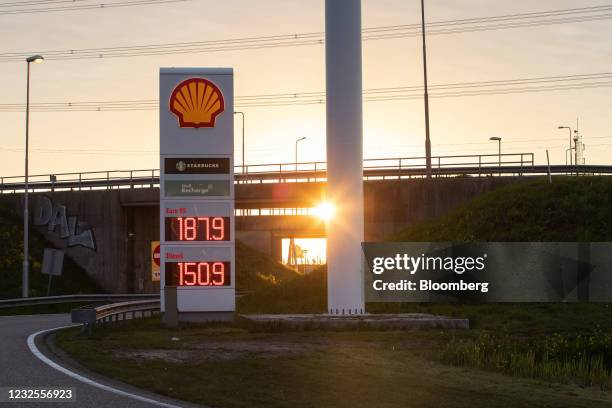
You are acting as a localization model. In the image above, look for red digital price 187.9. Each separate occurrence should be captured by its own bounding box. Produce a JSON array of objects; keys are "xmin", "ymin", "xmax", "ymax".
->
[
  {"xmin": 165, "ymin": 262, "xmax": 231, "ymax": 287},
  {"xmin": 164, "ymin": 216, "xmax": 230, "ymax": 242}
]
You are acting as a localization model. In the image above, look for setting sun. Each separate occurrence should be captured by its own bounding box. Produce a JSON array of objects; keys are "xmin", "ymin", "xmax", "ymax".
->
[{"xmin": 313, "ymin": 201, "xmax": 336, "ymax": 221}]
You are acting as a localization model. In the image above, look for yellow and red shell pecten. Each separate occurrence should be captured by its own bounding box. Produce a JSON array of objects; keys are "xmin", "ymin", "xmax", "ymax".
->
[{"xmin": 169, "ymin": 78, "xmax": 225, "ymax": 128}]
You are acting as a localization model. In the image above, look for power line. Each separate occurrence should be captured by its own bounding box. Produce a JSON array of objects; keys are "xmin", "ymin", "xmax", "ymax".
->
[
  {"xmin": 1, "ymin": 71, "xmax": 611, "ymax": 111},
  {"xmin": 0, "ymin": 0, "xmax": 88, "ymax": 8},
  {"xmin": 1, "ymin": 4, "xmax": 611, "ymax": 60},
  {"xmin": 0, "ymin": 0, "xmax": 190, "ymax": 14}
]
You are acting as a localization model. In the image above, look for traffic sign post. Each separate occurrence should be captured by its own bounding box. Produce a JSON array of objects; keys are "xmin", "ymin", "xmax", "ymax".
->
[{"xmin": 159, "ymin": 68, "xmax": 235, "ymax": 322}]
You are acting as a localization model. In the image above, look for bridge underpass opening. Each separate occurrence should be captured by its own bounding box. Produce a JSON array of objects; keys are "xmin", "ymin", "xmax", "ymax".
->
[{"xmin": 281, "ymin": 237, "xmax": 327, "ymax": 273}]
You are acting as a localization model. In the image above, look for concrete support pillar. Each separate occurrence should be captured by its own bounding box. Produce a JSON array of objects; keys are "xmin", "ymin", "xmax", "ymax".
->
[{"xmin": 325, "ymin": 0, "xmax": 365, "ymax": 315}]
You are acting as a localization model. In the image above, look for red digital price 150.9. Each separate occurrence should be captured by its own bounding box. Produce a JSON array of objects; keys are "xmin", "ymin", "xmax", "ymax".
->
[
  {"xmin": 165, "ymin": 262, "xmax": 231, "ymax": 286},
  {"xmin": 165, "ymin": 216, "xmax": 230, "ymax": 242}
]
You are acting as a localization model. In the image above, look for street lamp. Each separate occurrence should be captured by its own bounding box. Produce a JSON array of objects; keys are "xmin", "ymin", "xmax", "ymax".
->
[
  {"xmin": 295, "ymin": 136, "xmax": 306, "ymax": 172},
  {"xmin": 489, "ymin": 137, "xmax": 501, "ymax": 175},
  {"xmin": 234, "ymin": 111, "xmax": 245, "ymax": 175},
  {"xmin": 558, "ymin": 126, "xmax": 573, "ymax": 166},
  {"xmin": 23, "ymin": 54, "xmax": 44, "ymax": 298}
]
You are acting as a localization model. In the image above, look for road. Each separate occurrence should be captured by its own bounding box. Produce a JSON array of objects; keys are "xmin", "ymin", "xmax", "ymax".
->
[{"xmin": 0, "ymin": 313, "xmax": 195, "ymax": 408}]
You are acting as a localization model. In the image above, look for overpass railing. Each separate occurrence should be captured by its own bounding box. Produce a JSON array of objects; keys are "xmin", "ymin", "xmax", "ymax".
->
[{"xmin": 0, "ymin": 153, "xmax": 537, "ymax": 193}]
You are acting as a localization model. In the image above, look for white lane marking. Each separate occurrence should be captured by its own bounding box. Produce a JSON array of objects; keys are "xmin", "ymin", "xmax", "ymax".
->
[{"xmin": 27, "ymin": 325, "xmax": 184, "ymax": 408}]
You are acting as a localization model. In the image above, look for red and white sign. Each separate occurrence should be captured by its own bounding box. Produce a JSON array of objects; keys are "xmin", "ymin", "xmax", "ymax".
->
[{"xmin": 151, "ymin": 241, "xmax": 160, "ymax": 281}]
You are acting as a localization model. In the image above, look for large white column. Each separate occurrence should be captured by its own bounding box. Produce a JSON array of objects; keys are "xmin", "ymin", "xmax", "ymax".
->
[{"xmin": 325, "ymin": 0, "xmax": 365, "ymax": 315}]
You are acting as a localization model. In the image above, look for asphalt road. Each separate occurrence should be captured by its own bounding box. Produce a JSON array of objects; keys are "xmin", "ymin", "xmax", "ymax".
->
[{"xmin": 0, "ymin": 313, "xmax": 194, "ymax": 408}]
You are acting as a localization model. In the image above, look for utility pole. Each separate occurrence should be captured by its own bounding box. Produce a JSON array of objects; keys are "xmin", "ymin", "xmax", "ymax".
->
[{"xmin": 420, "ymin": 0, "xmax": 432, "ymax": 178}]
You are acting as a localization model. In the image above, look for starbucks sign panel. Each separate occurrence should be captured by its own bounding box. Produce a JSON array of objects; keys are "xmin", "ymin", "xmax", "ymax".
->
[{"xmin": 159, "ymin": 68, "xmax": 235, "ymax": 321}]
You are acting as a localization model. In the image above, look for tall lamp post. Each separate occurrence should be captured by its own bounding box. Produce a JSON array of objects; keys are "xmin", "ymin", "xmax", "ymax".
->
[
  {"xmin": 234, "ymin": 111, "xmax": 245, "ymax": 175},
  {"xmin": 558, "ymin": 125, "xmax": 573, "ymax": 166},
  {"xmin": 420, "ymin": 0, "xmax": 432, "ymax": 178},
  {"xmin": 23, "ymin": 54, "xmax": 44, "ymax": 298},
  {"xmin": 489, "ymin": 137, "xmax": 501, "ymax": 176},
  {"xmin": 295, "ymin": 136, "xmax": 306, "ymax": 172}
]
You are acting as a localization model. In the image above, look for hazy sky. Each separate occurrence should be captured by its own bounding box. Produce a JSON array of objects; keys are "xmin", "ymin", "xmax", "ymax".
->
[{"xmin": 1, "ymin": 0, "xmax": 612, "ymax": 177}]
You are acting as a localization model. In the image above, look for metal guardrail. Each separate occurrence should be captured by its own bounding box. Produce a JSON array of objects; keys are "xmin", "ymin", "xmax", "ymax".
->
[
  {"xmin": 71, "ymin": 299, "xmax": 160, "ymax": 335},
  {"xmin": 0, "ymin": 293, "xmax": 158, "ymax": 309},
  {"xmin": 0, "ymin": 153, "xmax": 539, "ymax": 193}
]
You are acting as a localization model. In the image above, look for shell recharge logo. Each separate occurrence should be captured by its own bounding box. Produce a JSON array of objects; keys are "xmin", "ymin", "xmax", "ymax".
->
[{"xmin": 169, "ymin": 78, "xmax": 225, "ymax": 128}]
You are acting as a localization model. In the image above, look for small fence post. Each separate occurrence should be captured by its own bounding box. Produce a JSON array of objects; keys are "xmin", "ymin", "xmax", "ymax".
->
[
  {"xmin": 79, "ymin": 173, "xmax": 82, "ymax": 191},
  {"xmin": 106, "ymin": 171, "xmax": 110, "ymax": 190},
  {"xmin": 130, "ymin": 171, "xmax": 133, "ymax": 188}
]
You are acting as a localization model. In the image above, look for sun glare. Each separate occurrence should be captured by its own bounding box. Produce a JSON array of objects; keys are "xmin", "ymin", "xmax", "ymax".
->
[{"xmin": 314, "ymin": 201, "xmax": 335, "ymax": 221}]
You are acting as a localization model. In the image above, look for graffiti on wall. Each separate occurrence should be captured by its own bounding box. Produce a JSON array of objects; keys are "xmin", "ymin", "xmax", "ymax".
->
[{"xmin": 33, "ymin": 196, "xmax": 96, "ymax": 251}]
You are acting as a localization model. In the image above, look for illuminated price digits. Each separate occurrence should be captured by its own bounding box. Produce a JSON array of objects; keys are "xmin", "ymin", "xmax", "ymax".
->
[
  {"xmin": 210, "ymin": 217, "xmax": 224, "ymax": 240},
  {"xmin": 176, "ymin": 217, "xmax": 226, "ymax": 241},
  {"xmin": 178, "ymin": 262, "xmax": 226, "ymax": 286}
]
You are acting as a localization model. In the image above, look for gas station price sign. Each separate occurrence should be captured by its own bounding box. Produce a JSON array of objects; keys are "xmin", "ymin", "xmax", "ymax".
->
[{"xmin": 160, "ymin": 68, "xmax": 235, "ymax": 319}]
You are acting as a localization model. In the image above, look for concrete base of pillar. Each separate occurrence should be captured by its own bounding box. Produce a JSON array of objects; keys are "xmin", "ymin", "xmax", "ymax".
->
[
  {"xmin": 240, "ymin": 313, "xmax": 469, "ymax": 330},
  {"xmin": 178, "ymin": 311, "xmax": 234, "ymax": 323}
]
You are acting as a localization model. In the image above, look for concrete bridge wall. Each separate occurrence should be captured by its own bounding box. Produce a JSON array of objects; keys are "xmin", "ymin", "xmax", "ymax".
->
[{"xmin": 0, "ymin": 176, "xmax": 521, "ymax": 293}]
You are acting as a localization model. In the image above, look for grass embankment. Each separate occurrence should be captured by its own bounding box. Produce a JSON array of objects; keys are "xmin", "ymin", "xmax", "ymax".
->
[
  {"xmin": 235, "ymin": 240, "xmax": 297, "ymax": 293},
  {"xmin": 0, "ymin": 203, "xmax": 102, "ymax": 299},
  {"xmin": 392, "ymin": 176, "xmax": 612, "ymax": 242},
  {"xmin": 385, "ymin": 177, "xmax": 612, "ymax": 388},
  {"xmin": 55, "ymin": 177, "xmax": 612, "ymax": 407}
]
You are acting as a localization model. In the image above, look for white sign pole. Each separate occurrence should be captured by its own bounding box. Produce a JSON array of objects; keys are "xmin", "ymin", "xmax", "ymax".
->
[{"xmin": 325, "ymin": 0, "xmax": 365, "ymax": 315}]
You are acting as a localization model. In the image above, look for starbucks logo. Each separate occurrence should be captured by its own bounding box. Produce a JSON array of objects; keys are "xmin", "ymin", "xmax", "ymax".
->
[{"xmin": 176, "ymin": 161, "xmax": 187, "ymax": 172}]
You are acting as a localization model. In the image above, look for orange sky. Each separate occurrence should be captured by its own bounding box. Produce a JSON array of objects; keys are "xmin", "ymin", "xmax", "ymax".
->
[{"xmin": 1, "ymin": 0, "xmax": 611, "ymax": 177}]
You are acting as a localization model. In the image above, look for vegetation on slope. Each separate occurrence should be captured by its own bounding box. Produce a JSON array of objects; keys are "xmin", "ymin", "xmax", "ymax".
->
[
  {"xmin": 392, "ymin": 176, "xmax": 612, "ymax": 242},
  {"xmin": 0, "ymin": 203, "xmax": 102, "ymax": 299}
]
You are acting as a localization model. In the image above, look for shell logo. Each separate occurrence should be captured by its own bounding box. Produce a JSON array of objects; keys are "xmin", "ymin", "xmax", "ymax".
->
[{"xmin": 169, "ymin": 78, "xmax": 225, "ymax": 128}]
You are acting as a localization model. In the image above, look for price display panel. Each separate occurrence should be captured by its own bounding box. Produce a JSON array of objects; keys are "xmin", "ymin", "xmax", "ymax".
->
[
  {"xmin": 165, "ymin": 261, "xmax": 231, "ymax": 286},
  {"xmin": 162, "ymin": 201, "xmax": 232, "ymax": 242},
  {"xmin": 165, "ymin": 216, "xmax": 230, "ymax": 242}
]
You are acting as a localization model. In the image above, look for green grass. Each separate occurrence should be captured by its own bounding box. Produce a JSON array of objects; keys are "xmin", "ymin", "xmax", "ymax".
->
[
  {"xmin": 0, "ymin": 203, "xmax": 102, "ymax": 299},
  {"xmin": 55, "ymin": 318, "xmax": 612, "ymax": 408},
  {"xmin": 439, "ymin": 332, "xmax": 612, "ymax": 389}
]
